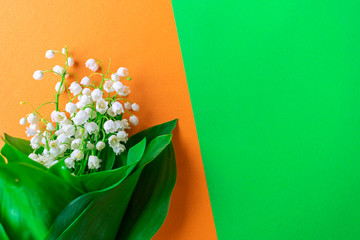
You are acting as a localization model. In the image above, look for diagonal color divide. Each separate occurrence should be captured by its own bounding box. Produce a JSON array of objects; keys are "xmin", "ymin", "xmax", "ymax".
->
[
  {"xmin": 172, "ymin": 0, "xmax": 360, "ymax": 239},
  {"xmin": 0, "ymin": 0, "xmax": 217, "ymax": 239}
]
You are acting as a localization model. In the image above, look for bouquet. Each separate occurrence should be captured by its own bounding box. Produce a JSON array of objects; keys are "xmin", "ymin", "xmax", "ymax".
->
[{"xmin": 0, "ymin": 46, "xmax": 177, "ymax": 240}]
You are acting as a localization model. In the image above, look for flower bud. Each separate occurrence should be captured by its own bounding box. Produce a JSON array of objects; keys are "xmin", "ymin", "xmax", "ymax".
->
[
  {"xmin": 55, "ymin": 82, "xmax": 65, "ymax": 94},
  {"xmin": 85, "ymin": 59, "xmax": 99, "ymax": 72},
  {"xmin": 46, "ymin": 122, "xmax": 56, "ymax": 131},
  {"xmin": 45, "ymin": 50, "xmax": 55, "ymax": 59},
  {"xmin": 129, "ymin": 115, "xmax": 139, "ymax": 126},
  {"xmin": 67, "ymin": 57, "xmax": 74, "ymax": 67},
  {"xmin": 117, "ymin": 67, "xmax": 128, "ymax": 77},
  {"xmin": 91, "ymin": 88, "xmax": 103, "ymax": 101},
  {"xmin": 53, "ymin": 65, "xmax": 65, "ymax": 75},
  {"xmin": 33, "ymin": 70, "xmax": 44, "ymax": 80},
  {"xmin": 82, "ymin": 88, "xmax": 92, "ymax": 96},
  {"xmin": 80, "ymin": 76, "xmax": 90, "ymax": 85},
  {"xmin": 27, "ymin": 113, "xmax": 39, "ymax": 124},
  {"xmin": 19, "ymin": 117, "xmax": 26, "ymax": 125},
  {"xmin": 124, "ymin": 102, "xmax": 132, "ymax": 110},
  {"xmin": 69, "ymin": 82, "xmax": 82, "ymax": 96},
  {"xmin": 131, "ymin": 103, "xmax": 140, "ymax": 111},
  {"xmin": 65, "ymin": 102, "xmax": 77, "ymax": 114},
  {"xmin": 96, "ymin": 141, "xmax": 105, "ymax": 151}
]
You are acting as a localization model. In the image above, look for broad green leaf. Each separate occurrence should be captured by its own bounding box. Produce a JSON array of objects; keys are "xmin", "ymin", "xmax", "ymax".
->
[
  {"xmin": 46, "ymin": 167, "xmax": 144, "ymax": 240},
  {"xmin": 113, "ymin": 119, "xmax": 177, "ymax": 169},
  {"xmin": 99, "ymin": 144, "xmax": 116, "ymax": 171},
  {"xmin": 126, "ymin": 119, "xmax": 177, "ymax": 148},
  {"xmin": 116, "ymin": 142, "xmax": 177, "ymax": 240},
  {"xmin": 0, "ymin": 222, "xmax": 10, "ymax": 240},
  {"xmin": 3, "ymin": 133, "xmax": 32, "ymax": 155},
  {"xmin": 78, "ymin": 136, "xmax": 170, "ymax": 192},
  {"xmin": 76, "ymin": 138, "xmax": 147, "ymax": 192},
  {"xmin": 1, "ymin": 134, "xmax": 46, "ymax": 170},
  {"xmin": 48, "ymin": 159, "xmax": 85, "ymax": 193},
  {"xmin": 138, "ymin": 134, "xmax": 172, "ymax": 168},
  {"xmin": 0, "ymin": 162, "xmax": 81, "ymax": 240},
  {"xmin": 127, "ymin": 138, "xmax": 146, "ymax": 165},
  {"xmin": 77, "ymin": 163, "xmax": 138, "ymax": 192},
  {"xmin": 0, "ymin": 155, "xmax": 5, "ymax": 164},
  {"xmin": 44, "ymin": 192, "xmax": 94, "ymax": 239},
  {"xmin": 47, "ymin": 129, "xmax": 176, "ymax": 239},
  {"xmin": 113, "ymin": 150, "xmax": 127, "ymax": 169}
]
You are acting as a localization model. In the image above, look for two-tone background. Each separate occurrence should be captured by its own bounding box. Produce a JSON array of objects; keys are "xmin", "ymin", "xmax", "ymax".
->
[{"xmin": 1, "ymin": 1, "xmax": 360, "ymax": 239}]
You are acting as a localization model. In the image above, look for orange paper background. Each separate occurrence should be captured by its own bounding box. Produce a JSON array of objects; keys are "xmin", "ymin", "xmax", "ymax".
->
[{"xmin": 0, "ymin": 1, "xmax": 217, "ymax": 239}]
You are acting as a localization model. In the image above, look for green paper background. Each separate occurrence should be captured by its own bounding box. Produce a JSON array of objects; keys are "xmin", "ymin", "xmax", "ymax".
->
[{"xmin": 172, "ymin": 0, "xmax": 360, "ymax": 239}]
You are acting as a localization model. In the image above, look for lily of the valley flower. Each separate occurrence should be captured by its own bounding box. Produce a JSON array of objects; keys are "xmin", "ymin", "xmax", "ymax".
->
[
  {"xmin": 91, "ymin": 88, "xmax": 103, "ymax": 101},
  {"xmin": 73, "ymin": 110, "xmax": 89, "ymax": 125},
  {"xmin": 81, "ymin": 76, "xmax": 91, "ymax": 85},
  {"xmin": 131, "ymin": 103, "xmax": 140, "ymax": 111},
  {"xmin": 85, "ymin": 59, "xmax": 99, "ymax": 72},
  {"xmin": 45, "ymin": 50, "xmax": 55, "ymax": 59},
  {"xmin": 33, "ymin": 70, "xmax": 44, "ymax": 80},
  {"xmin": 24, "ymin": 47, "xmax": 140, "ymax": 173},
  {"xmin": 88, "ymin": 155, "xmax": 101, "ymax": 169},
  {"xmin": 69, "ymin": 82, "xmax": 82, "ymax": 96},
  {"xmin": 117, "ymin": 67, "xmax": 128, "ymax": 77},
  {"xmin": 55, "ymin": 82, "xmax": 65, "ymax": 94},
  {"xmin": 53, "ymin": 65, "xmax": 65, "ymax": 75},
  {"xmin": 65, "ymin": 102, "xmax": 77, "ymax": 114},
  {"xmin": 124, "ymin": 102, "xmax": 132, "ymax": 110},
  {"xmin": 129, "ymin": 115, "xmax": 139, "ymax": 126},
  {"xmin": 96, "ymin": 141, "xmax": 106, "ymax": 151},
  {"xmin": 68, "ymin": 57, "xmax": 74, "ymax": 67},
  {"xmin": 19, "ymin": 117, "xmax": 27, "ymax": 125}
]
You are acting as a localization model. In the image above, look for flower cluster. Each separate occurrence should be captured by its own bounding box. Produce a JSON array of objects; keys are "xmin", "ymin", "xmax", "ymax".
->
[{"xmin": 20, "ymin": 47, "xmax": 140, "ymax": 175}]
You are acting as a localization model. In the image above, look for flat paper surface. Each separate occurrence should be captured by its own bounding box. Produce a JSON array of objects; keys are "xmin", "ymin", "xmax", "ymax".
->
[
  {"xmin": 172, "ymin": 0, "xmax": 360, "ymax": 239},
  {"xmin": 0, "ymin": 1, "xmax": 217, "ymax": 239}
]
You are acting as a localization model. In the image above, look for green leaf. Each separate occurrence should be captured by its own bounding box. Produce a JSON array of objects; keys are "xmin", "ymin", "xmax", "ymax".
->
[
  {"xmin": 78, "ymin": 135, "xmax": 170, "ymax": 193},
  {"xmin": 99, "ymin": 144, "xmax": 116, "ymax": 171},
  {"xmin": 1, "ymin": 134, "xmax": 46, "ymax": 170},
  {"xmin": 77, "ymin": 138, "xmax": 147, "ymax": 192},
  {"xmin": 0, "ymin": 162, "xmax": 81, "ymax": 240},
  {"xmin": 48, "ymin": 159, "xmax": 85, "ymax": 193},
  {"xmin": 127, "ymin": 138, "xmax": 146, "ymax": 165},
  {"xmin": 113, "ymin": 119, "xmax": 177, "ymax": 169},
  {"xmin": 3, "ymin": 133, "xmax": 32, "ymax": 155},
  {"xmin": 138, "ymin": 134, "xmax": 172, "ymax": 168},
  {"xmin": 0, "ymin": 155, "xmax": 5, "ymax": 164},
  {"xmin": 116, "ymin": 142, "xmax": 177, "ymax": 240},
  {"xmin": 77, "ymin": 163, "xmax": 137, "ymax": 192},
  {"xmin": 46, "ymin": 127, "xmax": 176, "ymax": 240},
  {"xmin": 0, "ymin": 222, "xmax": 10, "ymax": 240},
  {"xmin": 113, "ymin": 151, "xmax": 127, "ymax": 169},
  {"xmin": 46, "ymin": 167, "xmax": 144, "ymax": 240},
  {"xmin": 126, "ymin": 119, "xmax": 177, "ymax": 148}
]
